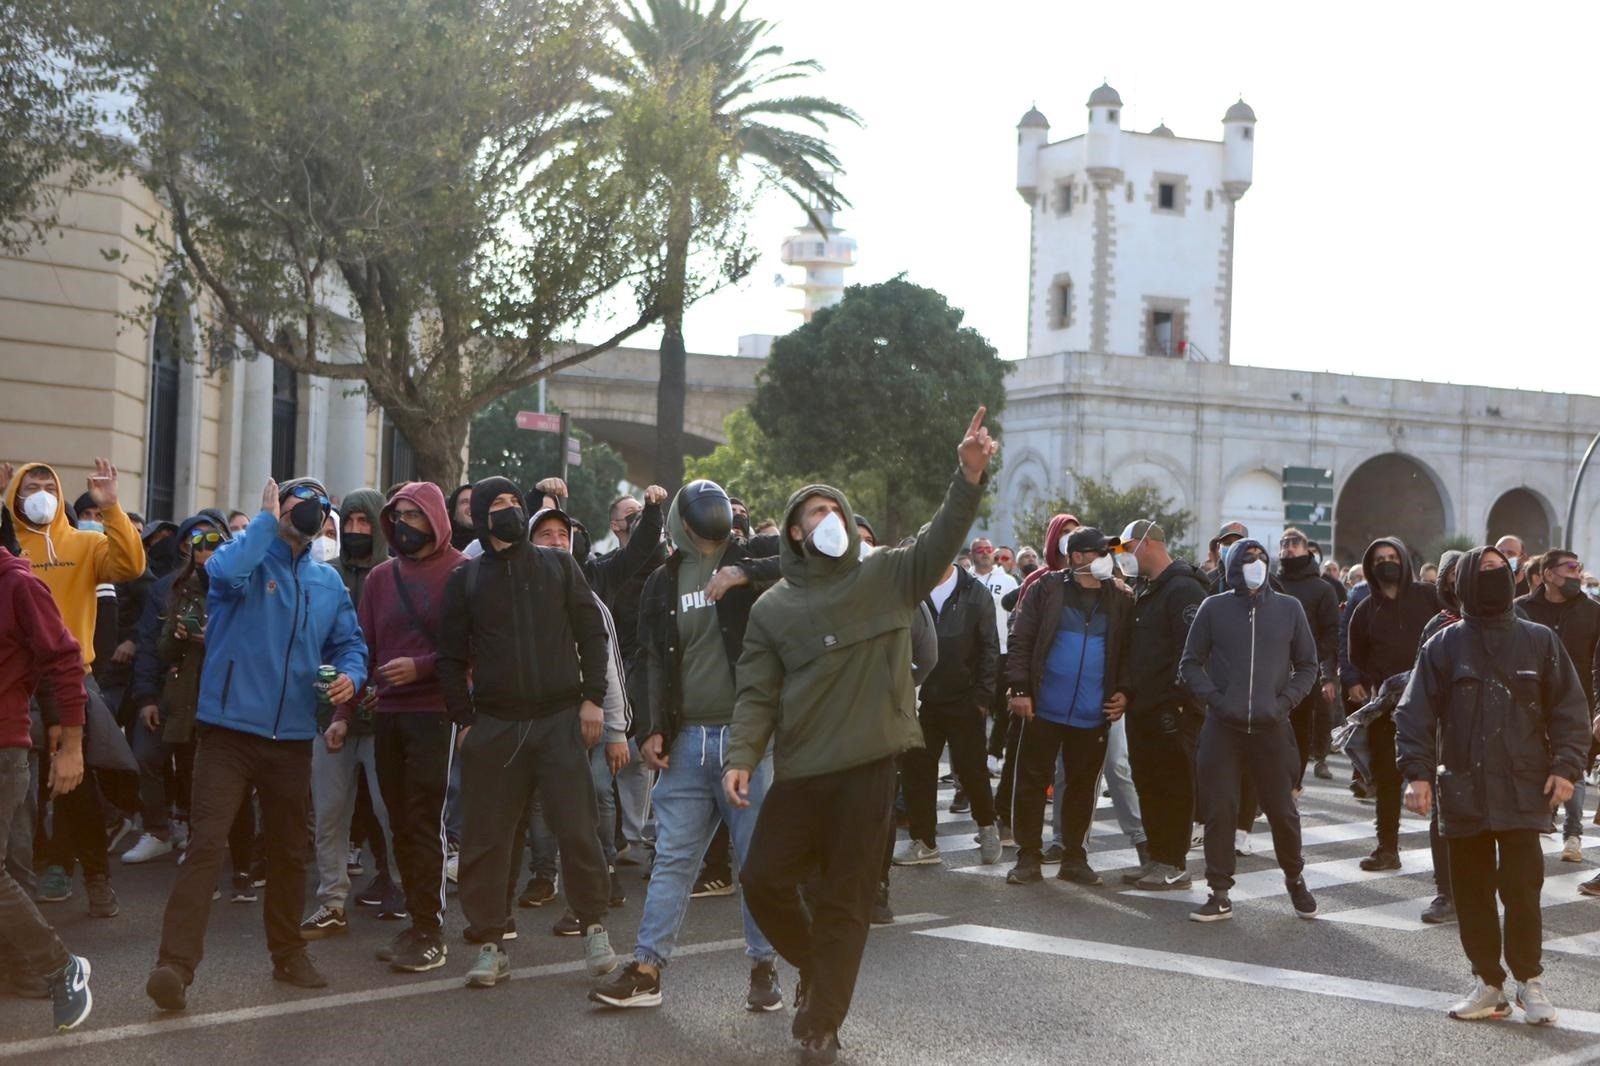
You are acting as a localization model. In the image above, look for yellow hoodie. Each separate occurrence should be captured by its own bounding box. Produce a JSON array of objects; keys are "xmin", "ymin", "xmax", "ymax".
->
[{"xmin": 6, "ymin": 462, "xmax": 147, "ymax": 670}]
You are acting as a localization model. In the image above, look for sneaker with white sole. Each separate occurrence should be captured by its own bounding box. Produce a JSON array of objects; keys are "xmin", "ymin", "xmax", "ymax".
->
[
  {"xmin": 49, "ymin": 955, "xmax": 92, "ymax": 1032},
  {"xmin": 746, "ymin": 960, "xmax": 783, "ymax": 1012},
  {"xmin": 891, "ymin": 840, "xmax": 941, "ymax": 866},
  {"xmin": 584, "ymin": 924, "xmax": 619, "ymax": 976},
  {"xmin": 465, "ymin": 943, "xmax": 509, "ymax": 988},
  {"xmin": 1287, "ymin": 878, "xmax": 1317, "ymax": 919},
  {"xmin": 1134, "ymin": 864, "xmax": 1192, "ymax": 891},
  {"xmin": 977, "ymin": 824, "xmax": 1003, "ymax": 865},
  {"xmin": 1516, "ymin": 978, "xmax": 1557, "ymax": 1025},
  {"xmin": 120, "ymin": 833, "xmax": 174, "ymax": 864},
  {"xmin": 1448, "ymin": 977, "xmax": 1510, "ymax": 1021},
  {"xmin": 1562, "ymin": 836, "xmax": 1583, "ymax": 863},
  {"xmin": 1190, "ymin": 827, "xmax": 1206, "ymax": 850},
  {"xmin": 1190, "ymin": 893, "xmax": 1233, "ymax": 923},
  {"xmin": 445, "ymin": 848, "xmax": 459, "ymax": 885},
  {"xmin": 589, "ymin": 961, "xmax": 662, "ymax": 1008},
  {"xmin": 1234, "ymin": 829, "xmax": 1253, "ymax": 856}
]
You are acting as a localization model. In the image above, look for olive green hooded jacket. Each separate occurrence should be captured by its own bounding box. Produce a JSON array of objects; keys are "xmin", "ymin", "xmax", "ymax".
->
[{"xmin": 725, "ymin": 469, "xmax": 984, "ymax": 781}]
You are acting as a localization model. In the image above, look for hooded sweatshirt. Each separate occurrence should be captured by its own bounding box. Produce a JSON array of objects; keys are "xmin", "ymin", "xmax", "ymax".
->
[
  {"xmin": 666, "ymin": 492, "xmax": 739, "ymax": 726},
  {"xmin": 0, "ymin": 548, "xmax": 86, "ymax": 748},
  {"xmin": 446, "ymin": 484, "xmax": 477, "ymax": 551},
  {"xmin": 344, "ymin": 482, "xmax": 465, "ymax": 718},
  {"xmin": 337, "ymin": 488, "xmax": 389, "ymax": 608},
  {"xmin": 1348, "ymin": 536, "xmax": 1440, "ymax": 690},
  {"xmin": 128, "ymin": 512, "xmax": 232, "ymax": 707},
  {"xmin": 1010, "ymin": 514, "xmax": 1077, "ymax": 613},
  {"xmin": 725, "ymin": 468, "xmax": 984, "ymax": 781},
  {"xmin": 6, "ymin": 462, "xmax": 147, "ymax": 669}
]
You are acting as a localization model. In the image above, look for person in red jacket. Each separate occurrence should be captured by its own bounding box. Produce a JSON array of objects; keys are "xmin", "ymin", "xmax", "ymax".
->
[
  {"xmin": 0, "ymin": 512, "xmax": 94, "ymax": 1031},
  {"xmin": 331, "ymin": 482, "xmax": 465, "ymax": 974}
]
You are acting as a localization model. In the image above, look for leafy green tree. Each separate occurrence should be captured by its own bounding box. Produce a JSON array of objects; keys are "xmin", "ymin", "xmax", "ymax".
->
[
  {"xmin": 46, "ymin": 0, "xmax": 706, "ymax": 486},
  {"xmin": 1015, "ymin": 473, "xmax": 1195, "ymax": 558},
  {"xmin": 601, "ymin": 0, "xmax": 861, "ymax": 491},
  {"xmin": 751, "ymin": 277, "xmax": 1009, "ymax": 542},
  {"xmin": 467, "ymin": 392, "xmax": 627, "ymax": 538}
]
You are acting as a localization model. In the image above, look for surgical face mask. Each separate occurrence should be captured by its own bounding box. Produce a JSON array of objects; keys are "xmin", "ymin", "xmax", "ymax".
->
[
  {"xmin": 78, "ymin": 520, "xmax": 104, "ymax": 534},
  {"xmin": 1506, "ymin": 555, "xmax": 1521, "ymax": 572},
  {"xmin": 21, "ymin": 490, "xmax": 58, "ymax": 527},
  {"xmin": 1058, "ymin": 533, "xmax": 1071, "ymax": 558},
  {"xmin": 1242, "ymin": 559, "xmax": 1268, "ymax": 590},
  {"xmin": 858, "ymin": 540, "xmax": 875, "ymax": 561},
  {"xmin": 1115, "ymin": 552, "xmax": 1138, "ymax": 578},
  {"xmin": 288, "ymin": 497, "xmax": 326, "ymax": 537},
  {"xmin": 806, "ymin": 511, "xmax": 849, "ymax": 559},
  {"xmin": 310, "ymin": 535, "xmax": 339, "ymax": 563},
  {"xmin": 1087, "ymin": 554, "xmax": 1115, "ymax": 581},
  {"xmin": 1586, "ymin": 584, "xmax": 1600, "ymax": 600}
]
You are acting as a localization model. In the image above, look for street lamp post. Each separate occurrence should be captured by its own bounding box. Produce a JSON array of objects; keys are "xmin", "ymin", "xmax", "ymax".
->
[{"xmin": 1565, "ymin": 429, "xmax": 1600, "ymax": 550}]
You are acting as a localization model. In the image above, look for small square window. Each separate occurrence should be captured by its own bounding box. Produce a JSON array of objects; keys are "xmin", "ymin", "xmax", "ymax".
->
[
  {"xmin": 1056, "ymin": 183, "xmax": 1073, "ymax": 215},
  {"xmin": 1242, "ymin": 127, "xmax": 1252, "ymax": 140},
  {"xmin": 1107, "ymin": 109, "xmax": 1118, "ymax": 123},
  {"xmin": 1158, "ymin": 183, "xmax": 1176, "ymax": 210}
]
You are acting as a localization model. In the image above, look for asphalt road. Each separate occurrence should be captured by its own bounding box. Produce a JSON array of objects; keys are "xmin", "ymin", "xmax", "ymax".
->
[{"xmin": 7, "ymin": 755, "xmax": 1600, "ymax": 1065}]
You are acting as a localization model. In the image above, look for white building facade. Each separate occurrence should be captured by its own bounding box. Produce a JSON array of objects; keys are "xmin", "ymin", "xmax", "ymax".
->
[{"xmin": 993, "ymin": 85, "xmax": 1600, "ymax": 567}]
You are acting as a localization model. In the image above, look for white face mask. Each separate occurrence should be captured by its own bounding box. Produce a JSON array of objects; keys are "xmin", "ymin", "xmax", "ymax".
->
[
  {"xmin": 807, "ymin": 511, "xmax": 849, "ymax": 559},
  {"xmin": 1058, "ymin": 533, "xmax": 1072, "ymax": 558},
  {"xmin": 1242, "ymin": 559, "xmax": 1268, "ymax": 590},
  {"xmin": 1115, "ymin": 552, "xmax": 1138, "ymax": 578},
  {"xmin": 858, "ymin": 540, "xmax": 875, "ymax": 561},
  {"xmin": 1507, "ymin": 555, "xmax": 1521, "ymax": 572},
  {"xmin": 311, "ymin": 535, "xmax": 340, "ymax": 563},
  {"xmin": 1088, "ymin": 554, "xmax": 1115, "ymax": 581},
  {"xmin": 21, "ymin": 490, "xmax": 58, "ymax": 527}
]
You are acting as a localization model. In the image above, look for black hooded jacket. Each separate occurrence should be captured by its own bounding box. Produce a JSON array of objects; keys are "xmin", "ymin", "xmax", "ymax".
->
[
  {"xmin": 436, "ymin": 478, "xmax": 609, "ymax": 726},
  {"xmin": 1347, "ymin": 537, "xmax": 1440, "ymax": 689},
  {"xmin": 1125, "ymin": 558, "xmax": 1211, "ymax": 720},
  {"xmin": 1395, "ymin": 547, "xmax": 1591, "ymax": 837},
  {"xmin": 446, "ymin": 485, "xmax": 476, "ymax": 552},
  {"xmin": 1515, "ymin": 585, "xmax": 1600, "ymax": 711},
  {"xmin": 920, "ymin": 565, "xmax": 1000, "ymax": 710},
  {"xmin": 1277, "ymin": 553, "xmax": 1340, "ymax": 683}
]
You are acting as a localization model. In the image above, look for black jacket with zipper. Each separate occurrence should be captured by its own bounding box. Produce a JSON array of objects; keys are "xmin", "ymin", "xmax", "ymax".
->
[
  {"xmin": 436, "ymin": 539, "xmax": 609, "ymax": 727},
  {"xmin": 1125, "ymin": 559, "xmax": 1210, "ymax": 721},
  {"xmin": 1515, "ymin": 587, "xmax": 1600, "ymax": 710},
  {"xmin": 637, "ymin": 538, "xmax": 765, "ymax": 747},
  {"xmin": 919, "ymin": 566, "xmax": 1000, "ymax": 710}
]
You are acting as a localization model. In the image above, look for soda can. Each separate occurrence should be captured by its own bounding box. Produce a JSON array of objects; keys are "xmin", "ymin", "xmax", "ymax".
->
[{"xmin": 316, "ymin": 664, "xmax": 338, "ymax": 705}]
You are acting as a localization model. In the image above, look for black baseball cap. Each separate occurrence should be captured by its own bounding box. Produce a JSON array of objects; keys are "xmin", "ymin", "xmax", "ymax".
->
[{"xmin": 1066, "ymin": 527, "xmax": 1109, "ymax": 554}]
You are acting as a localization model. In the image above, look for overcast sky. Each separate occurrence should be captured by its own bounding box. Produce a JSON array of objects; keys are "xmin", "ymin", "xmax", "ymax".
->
[{"xmin": 605, "ymin": 1, "xmax": 1600, "ymax": 399}]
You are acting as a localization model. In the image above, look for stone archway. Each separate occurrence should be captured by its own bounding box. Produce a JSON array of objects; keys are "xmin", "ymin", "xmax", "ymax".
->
[
  {"xmin": 1335, "ymin": 453, "xmax": 1448, "ymax": 566},
  {"xmin": 1486, "ymin": 488, "xmax": 1553, "ymax": 554}
]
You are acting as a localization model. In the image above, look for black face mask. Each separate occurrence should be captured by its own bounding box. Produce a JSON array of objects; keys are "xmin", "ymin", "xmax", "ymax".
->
[
  {"xmin": 391, "ymin": 522, "xmax": 433, "ymax": 557},
  {"xmin": 341, "ymin": 532, "xmax": 374, "ymax": 561},
  {"xmin": 488, "ymin": 506, "xmax": 527, "ymax": 544},
  {"xmin": 287, "ymin": 497, "xmax": 325, "ymax": 537},
  {"xmin": 1373, "ymin": 560, "xmax": 1403, "ymax": 585},
  {"xmin": 147, "ymin": 536, "xmax": 180, "ymax": 577},
  {"xmin": 1476, "ymin": 567, "xmax": 1515, "ymax": 615},
  {"xmin": 1559, "ymin": 576, "xmax": 1584, "ymax": 601},
  {"xmin": 1019, "ymin": 561, "xmax": 1039, "ymax": 578}
]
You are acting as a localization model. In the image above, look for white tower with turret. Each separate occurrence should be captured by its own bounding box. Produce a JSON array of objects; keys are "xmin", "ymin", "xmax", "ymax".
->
[
  {"xmin": 1016, "ymin": 82, "xmax": 1257, "ymax": 363},
  {"xmin": 779, "ymin": 206, "xmax": 857, "ymax": 321}
]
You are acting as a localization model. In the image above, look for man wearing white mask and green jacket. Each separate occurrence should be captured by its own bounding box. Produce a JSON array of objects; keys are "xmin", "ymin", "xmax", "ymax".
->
[
  {"xmin": 1179, "ymin": 539, "xmax": 1319, "ymax": 925},
  {"xmin": 723, "ymin": 408, "xmax": 997, "ymax": 1066}
]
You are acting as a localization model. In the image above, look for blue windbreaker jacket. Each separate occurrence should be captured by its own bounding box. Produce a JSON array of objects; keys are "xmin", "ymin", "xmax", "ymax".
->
[{"xmin": 197, "ymin": 511, "xmax": 366, "ymax": 741}]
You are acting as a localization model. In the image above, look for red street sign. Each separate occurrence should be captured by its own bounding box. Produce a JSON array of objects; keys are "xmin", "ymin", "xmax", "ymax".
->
[{"xmin": 516, "ymin": 410, "xmax": 562, "ymax": 433}]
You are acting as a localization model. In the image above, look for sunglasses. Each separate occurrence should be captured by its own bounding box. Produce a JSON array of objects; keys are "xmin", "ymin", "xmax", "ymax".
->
[
  {"xmin": 972, "ymin": 547, "xmax": 994, "ymax": 555},
  {"xmin": 189, "ymin": 530, "xmax": 224, "ymax": 548},
  {"xmin": 288, "ymin": 485, "xmax": 331, "ymax": 508}
]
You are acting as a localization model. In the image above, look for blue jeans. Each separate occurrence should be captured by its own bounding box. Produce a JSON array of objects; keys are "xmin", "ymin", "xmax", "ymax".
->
[
  {"xmin": 634, "ymin": 725, "xmax": 774, "ymax": 969},
  {"xmin": 1565, "ymin": 779, "xmax": 1586, "ymax": 841}
]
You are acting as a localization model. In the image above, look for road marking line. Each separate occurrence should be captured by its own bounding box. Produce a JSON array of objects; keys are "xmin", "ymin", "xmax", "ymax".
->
[
  {"xmin": 0, "ymin": 915, "xmax": 948, "ymax": 1057},
  {"xmin": 914, "ymin": 925, "xmax": 1600, "ymax": 1033},
  {"xmin": 1326, "ymin": 869, "xmax": 1596, "ymax": 933}
]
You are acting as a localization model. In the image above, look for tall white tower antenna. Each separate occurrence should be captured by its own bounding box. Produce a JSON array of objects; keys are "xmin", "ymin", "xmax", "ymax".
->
[{"xmin": 778, "ymin": 195, "xmax": 857, "ymax": 321}]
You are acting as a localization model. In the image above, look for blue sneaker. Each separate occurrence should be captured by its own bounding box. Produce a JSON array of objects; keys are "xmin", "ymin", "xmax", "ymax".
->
[
  {"xmin": 37, "ymin": 866, "xmax": 71, "ymax": 903},
  {"xmin": 50, "ymin": 955, "xmax": 92, "ymax": 1031}
]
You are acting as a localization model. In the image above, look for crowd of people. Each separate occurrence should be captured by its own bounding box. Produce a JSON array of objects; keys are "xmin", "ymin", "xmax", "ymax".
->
[{"xmin": 3, "ymin": 405, "xmax": 1598, "ymax": 1057}]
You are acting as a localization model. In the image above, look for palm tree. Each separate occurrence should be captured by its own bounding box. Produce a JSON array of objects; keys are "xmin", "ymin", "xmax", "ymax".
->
[{"xmin": 608, "ymin": 0, "xmax": 860, "ymax": 491}]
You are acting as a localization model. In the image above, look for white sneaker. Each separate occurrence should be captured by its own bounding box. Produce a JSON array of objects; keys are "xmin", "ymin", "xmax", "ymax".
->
[
  {"xmin": 120, "ymin": 833, "xmax": 174, "ymax": 864},
  {"xmin": 1562, "ymin": 836, "xmax": 1583, "ymax": 863},
  {"xmin": 1516, "ymin": 978, "xmax": 1558, "ymax": 1025},
  {"xmin": 986, "ymin": 755, "xmax": 1003, "ymax": 776},
  {"xmin": 170, "ymin": 819, "xmax": 190, "ymax": 851},
  {"xmin": 445, "ymin": 850, "xmax": 460, "ymax": 885},
  {"xmin": 892, "ymin": 840, "xmax": 942, "ymax": 866},
  {"xmin": 1448, "ymin": 977, "xmax": 1511, "ymax": 1021},
  {"xmin": 1234, "ymin": 829, "xmax": 1254, "ymax": 857}
]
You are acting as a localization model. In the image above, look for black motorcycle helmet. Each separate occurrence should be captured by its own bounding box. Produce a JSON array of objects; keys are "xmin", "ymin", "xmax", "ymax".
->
[{"xmin": 679, "ymin": 480, "xmax": 732, "ymax": 543}]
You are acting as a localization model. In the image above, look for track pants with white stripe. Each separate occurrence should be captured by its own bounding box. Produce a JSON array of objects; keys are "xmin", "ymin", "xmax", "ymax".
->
[{"xmin": 375, "ymin": 712, "xmax": 453, "ymax": 931}]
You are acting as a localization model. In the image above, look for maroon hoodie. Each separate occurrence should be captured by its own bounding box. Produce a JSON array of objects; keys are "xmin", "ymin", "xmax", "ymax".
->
[
  {"xmin": 1015, "ymin": 513, "xmax": 1079, "ymax": 613},
  {"xmin": 0, "ymin": 548, "xmax": 86, "ymax": 748},
  {"xmin": 343, "ymin": 482, "xmax": 466, "ymax": 718}
]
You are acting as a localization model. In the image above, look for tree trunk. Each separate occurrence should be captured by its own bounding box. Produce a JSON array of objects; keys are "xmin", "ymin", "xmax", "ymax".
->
[
  {"xmin": 391, "ymin": 410, "xmax": 469, "ymax": 492},
  {"xmin": 653, "ymin": 200, "xmax": 693, "ymax": 494}
]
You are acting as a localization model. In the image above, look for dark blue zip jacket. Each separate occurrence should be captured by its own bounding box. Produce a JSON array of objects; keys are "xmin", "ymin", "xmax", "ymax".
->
[
  {"xmin": 197, "ymin": 511, "xmax": 367, "ymax": 741},
  {"xmin": 1178, "ymin": 539, "xmax": 1318, "ymax": 732}
]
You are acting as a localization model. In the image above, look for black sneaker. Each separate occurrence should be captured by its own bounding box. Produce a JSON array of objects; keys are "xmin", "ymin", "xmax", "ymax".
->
[
  {"xmin": 1190, "ymin": 893, "xmax": 1233, "ymax": 923},
  {"xmin": 231, "ymin": 873, "xmax": 258, "ymax": 903},
  {"xmin": 145, "ymin": 964, "xmax": 188, "ymax": 1012},
  {"xmin": 691, "ymin": 873, "xmax": 736, "ymax": 898},
  {"xmin": 1287, "ymin": 878, "xmax": 1317, "ymax": 919},
  {"xmin": 746, "ymin": 960, "xmax": 783, "ymax": 1012},
  {"xmin": 379, "ymin": 881, "xmax": 409, "ymax": 921},
  {"xmin": 518, "ymin": 876, "xmax": 557, "ymax": 907},
  {"xmin": 49, "ymin": 955, "xmax": 92, "ymax": 1031},
  {"xmin": 949, "ymin": 789, "xmax": 971, "ymax": 814},
  {"xmin": 1313, "ymin": 760, "xmax": 1333, "ymax": 780},
  {"xmin": 1006, "ymin": 851, "xmax": 1043, "ymax": 885},
  {"xmin": 608, "ymin": 866, "xmax": 626, "ymax": 908},
  {"xmin": 1421, "ymin": 895, "xmax": 1457, "ymax": 924},
  {"xmin": 1040, "ymin": 843, "xmax": 1064, "ymax": 864},
  {"xmin": 552, "ymin": 909, "xmax": 583, "ymax": 936},
  {"xmin": 588, "ymin": 961, "xmax": 662, "ymax": 1008},
  {"xmin": 250, "ymin": 860, "xmax": 267, "ymax": 888},
  {"xmin": 1359, "ymin": 849, "xmax": 1401, "ymax": 872},
  {"xmin": 377, "ymin": 926, "xmax": 420, "ymax": 963},
  {"xmin": 1056, "ymin": 861, "xmax": 1102, "ymax": 886},
  {"xmin": 355, "ymin": 872, "xmax": 392, "ymax": 908},
  {"xmin": 85, "ymin": 875, "xmax": 118, "ymax": 918},
  {"xmin": 870, "ymin": 882, "xmax": 895, "ymax": 925},
  {"xmin": 800, "ymin": 1030, "xmax": 841, "ymax": 1065},
  {"xmin": 299, "ymin": 904, "xmax": 348, "ymax": 940},
  {"xmin": 391, "ymin": 929, "xmax": 448, "ymax": 973},
  {"xmin": 272, "ymin": 952, "xmax": 328, "ymax": 988},
  {"xmin": 791, "ymin": 972, "xmax": 813, "ymax": 1040}
]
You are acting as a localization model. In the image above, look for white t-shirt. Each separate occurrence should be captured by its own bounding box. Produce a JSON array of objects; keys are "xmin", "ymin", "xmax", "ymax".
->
[
  {"xmin": 972, "ymin": 568, "xmax": 1018, "ymax": 655},
  {"xmin": 928, "ymin": 568, "xmax": 960, "ymax": 617}
]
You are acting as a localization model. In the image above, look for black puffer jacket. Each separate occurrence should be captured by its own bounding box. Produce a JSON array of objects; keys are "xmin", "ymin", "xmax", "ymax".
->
[
  {"xmin": 1178, "ymin": 540, "xmax": 1318, "ymax": 733},
  {"xmin": 919, "ymin": 566, "xmax": 999, "ymax": 710},
  {"xmin": 1396, "ymin": 546, "xmax": 1591, "ymax": 837},
  {"xmin": 1125, "ymin": 559, "xmax": 1210, "ymax": 722}
]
